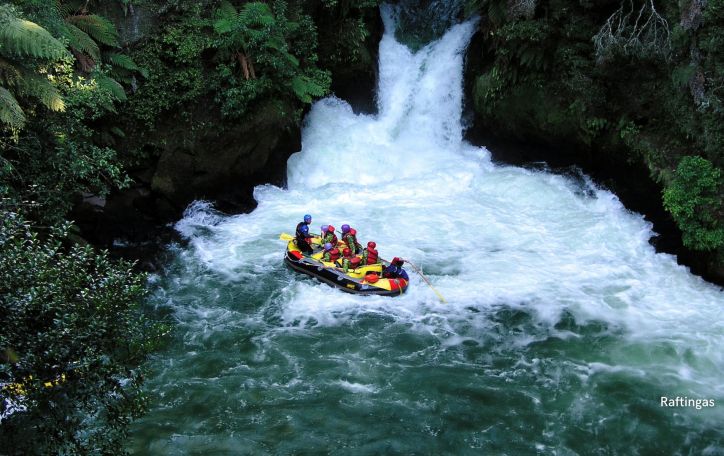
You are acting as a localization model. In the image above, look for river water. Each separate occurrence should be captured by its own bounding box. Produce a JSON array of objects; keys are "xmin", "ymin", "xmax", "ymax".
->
[{"xmin": 130, "ymin": 6, "xmax": 724, "ymax": 454}]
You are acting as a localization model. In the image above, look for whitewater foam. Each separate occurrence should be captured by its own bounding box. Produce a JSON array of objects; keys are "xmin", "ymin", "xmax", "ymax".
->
[{"xmin": 167, "ymin": 2, "xmax": 723, "ymax": 410}]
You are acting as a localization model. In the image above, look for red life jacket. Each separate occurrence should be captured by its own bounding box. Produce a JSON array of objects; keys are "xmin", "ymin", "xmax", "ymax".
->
[
  {"xmin": 365, "ymin": 247, "xmax": 378, "ymax": 264},
  {"xmin": 329, "ymin": 248, "xmax": 341, "ymax": 262}
]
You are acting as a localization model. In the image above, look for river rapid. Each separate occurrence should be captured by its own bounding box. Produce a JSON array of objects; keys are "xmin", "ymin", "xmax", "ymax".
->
[{"xmin": 130, "ymin": 5, "xmax": 724, "ymax": 454}]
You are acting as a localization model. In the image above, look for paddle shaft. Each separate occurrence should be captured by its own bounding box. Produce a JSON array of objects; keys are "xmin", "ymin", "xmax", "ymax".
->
[{"xmin": 390, "ymin": 258, "xmax": 447, "ymax": 304}]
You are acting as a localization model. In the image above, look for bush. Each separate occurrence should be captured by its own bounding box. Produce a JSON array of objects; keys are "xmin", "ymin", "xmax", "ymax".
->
[
  {"xmin": 0, "ymin": 211, "xmax": 166, "ymax": 454},
  {"xmin": 663, "ymin": 156, "xmax": 724, "ymax": 251}
]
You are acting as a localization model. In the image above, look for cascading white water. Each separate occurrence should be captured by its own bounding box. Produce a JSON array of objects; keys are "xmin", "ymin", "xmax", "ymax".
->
[{"xmin": 135, "ymin": 5, "xmax": 723, "ymax": 453}]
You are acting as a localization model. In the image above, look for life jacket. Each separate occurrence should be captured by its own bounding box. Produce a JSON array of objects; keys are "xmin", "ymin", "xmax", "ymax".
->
[
  {"xmin": 364, "ymin": 247, "xmax": 378, "ymax": 265},
  {"xmin": 344, "ymin": 233, "xmax": 361, "ymax": 254},
  {"xmin": 324, "ymin": 232, "xmax": 338, "ymax": 246},
  {"xmin": 295, "ymin": 221, "xmax": 308, "ymax": 239},
  {"xmin": 328, "ymin": 248, "xmax": 340, "ymax": 262},
  {"xmin": 383, "ymin": 264, "xmax": 400, "ymax": 278}
]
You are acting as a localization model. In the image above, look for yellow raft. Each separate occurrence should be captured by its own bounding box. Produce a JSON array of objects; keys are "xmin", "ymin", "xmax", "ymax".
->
[{"xmin": 283, "ymin": 235, "xmax": 409, "ymax": 296}]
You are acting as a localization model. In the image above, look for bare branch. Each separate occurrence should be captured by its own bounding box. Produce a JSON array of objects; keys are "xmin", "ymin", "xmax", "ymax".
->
[
  {"xmin": 507, "ymin": 0, "xmax": 537, "ymax": 20},
  {"xmin": 593, "ymin": 0, "xmax": 671, "ymax": 64}
]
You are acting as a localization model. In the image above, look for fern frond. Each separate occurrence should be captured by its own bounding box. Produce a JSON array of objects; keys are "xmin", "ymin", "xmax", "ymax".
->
[
  {"xmin": 266, "ymin": 37, "xmax": 299, "ymax": 66},
  {"xmin": 0, "ymin": 85, "xmax": 26, "ymax": 128},
  {"xmin": 214, "ymin": 16, "xmax": 235, "ymax": 34},
  {"xmin": 218, "ymin": 1, "xmax": 238, "ymax": 18},
  {"xmin": 0, "ymin": 56, "xmax": 22, "ymax": 86},
  {"xmin": 95, "ymin": 74, "xmax": 126, "ymax": 101},
  {"xmin": 240, "ymin": 2, "xmax": 275, "ymax": 29},
  {"xmin": 64, "ymin": 22, "xmax": 100, "ymax": 61},
  {"xmin": 103, "ymin": 52, "xmax": 140, "ymax": 71},
  {"xmin": 66, "ymin": 15, "xmax": 119, "ymax": 47},
  {"xmin": 18, "ymin": 72, "xmax": 65, "ymax": 112},
  {"xmin": 291, "ymin": 75, "xmax": 327, "ymax": 103},
  {"xmin": 0, "ymin": 14, "xmax": 69, "ymax": 60}
]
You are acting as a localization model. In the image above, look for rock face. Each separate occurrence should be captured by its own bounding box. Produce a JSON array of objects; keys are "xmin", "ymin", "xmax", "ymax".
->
[
  {"xmin": 148, "ymin": 99, "xmax": 300, "ymax": 215},
  {"xmin": 97, "ymin": 3, "xmax": 157, "ymax": 45},
  {"xmin": 462, "ymin": 26, "xmax": 724, "ymax": 286},
  {"xmin": 76, "ymin": 5, "xmax": 384, "ymax": 249}
]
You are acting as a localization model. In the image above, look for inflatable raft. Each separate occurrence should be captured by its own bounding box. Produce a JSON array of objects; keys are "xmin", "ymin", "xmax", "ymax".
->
[{"xmin": 284, "ymin": 237, "xmax": 409, "ymax": 296}]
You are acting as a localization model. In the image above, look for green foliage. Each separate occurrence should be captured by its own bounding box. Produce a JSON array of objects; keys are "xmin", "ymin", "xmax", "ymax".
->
[
  {"xmin": 315, "ymin": 0, "xmax": 379, "ymax": 72},
  {"xmin": 66, "ymin": 14, "xmax": 119, "ymax": 48},
  {"xmin": 468, "ymin": 0, "xmax": 724, "ymax": 261},
  {"xmin": 0, "ymin": 87, "xmax": 25, "ymax": 127},
  {"xmin": 1, "ymin": 57, "xmax": 130, "ymax": 223},
  {"xmin": 0, "ymin": 4, "xmax": 70, "ymax": 128},
  {"xmin": 0, "ymin": 211, "xmax": 166, "ymax": 454},
  {"xmin": 0, "ymin": 5, "xmax": 69, "ymax": 60},
  {"xmin": 212, "ymin": 1, "xmax": 331, "ymax": 113},
  {"xmin": 473, "ymin": 65, "xmax": 506, "ymax": 115},
  {"xmin": 663, "ymin": 156, "xmax": 724, "ymax": 251},
  {"xmin": 125, "ymin": 9, "xmax": 214, "ymax": 128}
]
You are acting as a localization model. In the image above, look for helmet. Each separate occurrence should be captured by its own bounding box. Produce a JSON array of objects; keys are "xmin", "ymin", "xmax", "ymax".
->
[
  {"xmin": 367, "ymin": 241, "xmax": 376, "ymax": 249},
  {"xmin": 304, "ymin": 214, "xmax": 312, "ymax": 223},
  {"xmin": 327, "ymin": 225, "xmax": 335, "ymax": 232},
  {"xmin": 324, "ymin": 243, "xmax": 332, "ymax": 251},
  {"xmin": 321, "ymin": 225, "xmax": 328, "ymax": 232},
  {"xmin": 343, "ymin": 248, "xmax": 351, "ymax": 257},
  {"xmin": 392, "ymin": 257, "xmax": 400, "ymax": 264},
  {"xmin": 300, "ymin": 225, "xmax": 309, "ymax": 234},
  {"xmin": 341, "ymin": 224, "xmax": 350, "ymax": 233},
  {"xmin": 350, "ymin": 228, "xmax": 356, "ymax": 235}
]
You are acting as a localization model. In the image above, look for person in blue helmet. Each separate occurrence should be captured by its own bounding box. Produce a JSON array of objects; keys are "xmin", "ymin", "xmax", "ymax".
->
[
  {"xmin": 295, "ymin": 214, "xmax": 313, "ymax": 254},
  {"xmin": 382, "ymin": 257, "xmax": 409, "ymax": 281}
]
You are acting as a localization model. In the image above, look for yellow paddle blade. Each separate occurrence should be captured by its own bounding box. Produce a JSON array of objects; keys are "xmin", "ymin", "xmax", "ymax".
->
[{"xmin": 279, "ymin": 233, "xmax": 294, "ymax": 241}]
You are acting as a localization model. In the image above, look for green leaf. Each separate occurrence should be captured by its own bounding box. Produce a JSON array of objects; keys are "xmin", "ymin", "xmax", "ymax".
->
[
  {"xmin": 64, "ymin": 22, "xmax": 101, "ymax": 61},
  {"xmin": 18, "ymin": 73, "xmax": 65, "ymax": 112},
  {"xmin": 66, "ymin": 15, "xmax": 119, "ymax": 48},
  {"xmin": 0, "ymin": 85, "xmax": 26, "ymax": 128},
  {"xmin": 104, "ymin": 52, "xmax": 140, "ymax": 71},
  {"xmin": 95, "ymin": 75, "xmax": 126, "ymax": 102},
  {"xmin": 0, "ymin": 9, "xmax": 70, "ymax": 60},
  {"xmin": 291, "ymin": 75, "xmax": 327, "ymax": 104}
]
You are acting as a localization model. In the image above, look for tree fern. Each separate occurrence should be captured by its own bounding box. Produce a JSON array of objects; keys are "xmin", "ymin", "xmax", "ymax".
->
[
  {"xmin": 64, "ymin": 22, "xmax": 101, "ymax": 61},
  {"xmin": 18, "ymin": 73, "xmax": 65, "ymax": 112},
  {"xmin": 0, "ymin": 56, "xmax": 21, "ymax": 87},
  {"xmin": 0, "ymin": 7, "xmax": 69, "ymax": 60},
  {"xmin": 95, "ymin": 74, "xmax": 126, "ymax": 102},
  {"xmin": 214, "ymin": 1, "xmax": 238, "ymax": 34},
  {"xmin": 291, "ymin": 74, "xmax": 328, "ymax": 103},
  {"xmin": 66, "ymin": 15, "xmax": 119, "ymax": 48},
  {"xmin": 0, "ymin": 86, "xmax": 26, "ymax": 128},
  {"xmin": 239, "ymin": 3, "xmax": 276, "ymax": 29},
  {"xmin": 104, "ymin": 52, "xmax": 140, "ymax": 72}
]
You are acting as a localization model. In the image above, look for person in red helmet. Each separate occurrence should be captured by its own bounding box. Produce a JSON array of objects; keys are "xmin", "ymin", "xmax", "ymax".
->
[
  {"xmin": 361, "ymin": 241, "xmax": 379, "ymax": 265},
  {"xmin": 341, "ymin": 226, "xmax": 363, "ymax": 255},
  {"xmin": 322, "ymin": 225, "xmax": 338, "ymax": 247},
  {"xmin": 383, "ymin": 257, "xmax": 409, "ymax": 280}
]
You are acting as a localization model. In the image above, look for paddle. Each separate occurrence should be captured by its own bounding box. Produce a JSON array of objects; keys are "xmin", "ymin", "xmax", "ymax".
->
[
  {"xmin": 280, "ymin": 233, "xmax": 322, "ymax": 244},
  {"xmin": 382, "ymin": 257, "xmax": 447, "ymax": 304}
]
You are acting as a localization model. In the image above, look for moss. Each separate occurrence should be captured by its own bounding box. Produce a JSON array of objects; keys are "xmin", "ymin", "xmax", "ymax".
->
[{"xmin": 466, "ymin": 0, "xmax": 724, "ymax": 275}]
